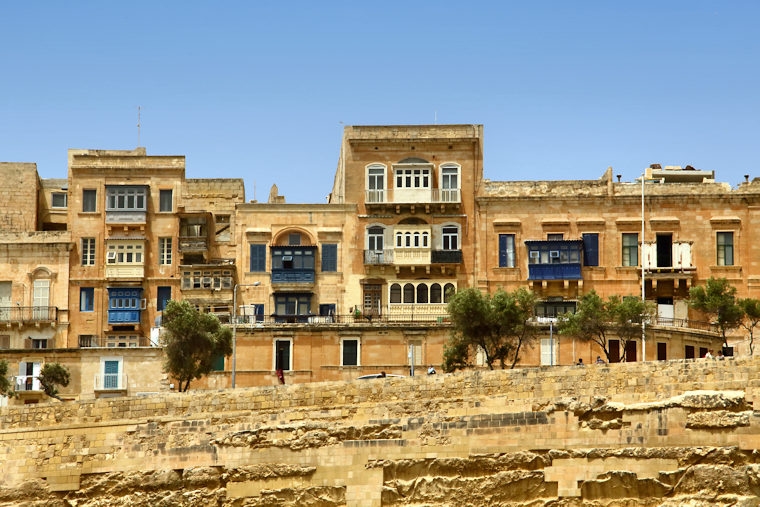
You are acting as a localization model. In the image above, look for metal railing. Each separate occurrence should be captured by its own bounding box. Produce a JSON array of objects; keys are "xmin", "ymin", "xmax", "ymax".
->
[
  {"xmin": 232, "ymin": 313, "xmax": 453, "ymax": 327},
  {"xmin": 12, "ymin": 375, "xmax": 41, "ymax": 392},
  {"xmin": 94, "ymin": 373, "xmax": 128, "ymax": 390},
  {"xmin": 0, "ymin": 306, "xmax": 58, "ymax": 323}
]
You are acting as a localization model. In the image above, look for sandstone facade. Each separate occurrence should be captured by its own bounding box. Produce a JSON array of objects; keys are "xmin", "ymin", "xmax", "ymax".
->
[{"xmin": 1, "ymin": 124, "xmax": 757, "ymax": 402}]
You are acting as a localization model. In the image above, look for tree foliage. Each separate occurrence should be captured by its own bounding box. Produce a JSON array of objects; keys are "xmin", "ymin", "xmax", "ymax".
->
[
  {"xmin": 161, "ymin": 299, "xmax": 233, "ymax": 392},
  {"xmin": 38, "ymin": 362, "xmax": 71, "ymax": 401},
  {"xmin": 0, "ymin": 360, "xmax": 12, "ymax": 397},
  {"xmin": 557, "ymin": 290, "xmax": 652, "ymax": 362},
  {"xmin": 444, "ymin": 287, "xmax": 537, "ymax": 371},
  {"xmin": 689, "ymin": 277, "xmax": 743, "ymax": 346},
  {"xmin": 738, "ymin": 297, "xmax": 760, "ymax": 356}
]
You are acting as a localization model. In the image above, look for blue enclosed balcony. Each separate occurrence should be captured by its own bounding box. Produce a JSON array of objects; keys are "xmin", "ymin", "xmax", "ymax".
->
[
  {"xmin": 107, "ymin": 287, "xmax": 144, "ymax": 324},
  {"xmin": 271, "ymin": 246, "xmax": 316, "ymax": 284},
  {"xmin": 526, "ymin": 240, "xmax": 583, "ymax": 281}
]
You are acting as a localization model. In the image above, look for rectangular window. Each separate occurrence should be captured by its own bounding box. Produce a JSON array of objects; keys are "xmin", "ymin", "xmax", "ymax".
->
[
  {"xmin": 249, "ymin": 244, "xmax": 266, "ymax": 272},
  {"xmin": 157, "ymin": 286, "xmax": 171, "ymax": 312},
  {"xmin": 103, "ymin": 359, "xmax": 121, "ymax": 389},
  {"xmin": 622, "ymin": 233, "xmax": 638, "ymax": 267},
  {"xmin": 106, "ymin": 186, "xmax": 147, "ymax": 211},
  {"xmin": 51, "ymin": 192, "xmax": 67, "ymax": 208},
  {"xmin": 342, "ymin": 339, "xmax": 359, "ymax": 366},
  {"xmin": 215, "ymin": 214, "xmax": 231, "ymax": 242},
  {"xmin": 274, "ymin": 294, "xmax": 311, "ymax": 316},
  {"xmin": 395, "ymin": 168, "xmax": 431, "ymax": 189},
  {"xmin": 321, "ymin": 243, "xmax": 338, "ymax": 272},
  {"xmin": 80, "ymin": 287, "xmax": 94, "ymax": 312},
  {"xmin": 582, "ymin": 233, "xmax": 599, "ymax": 266},
  {"xmin": 159, "ymin": 237, "xmax": 172, "ymax": 265},
  {"xmin": 82, "ymin": 189, "xmax": 97, "ymax": 212},
  {"xmin": 275, "ymin": 339, "xmax": 291, "ymax": 371},
  {"xmin": 107, "ymin": 242, "xmax": 144, "ymax": 264},
  {"xmin": 498, "ymin": 234, "xmax": 515, "ymax": 268},
  {"xmin": 442, "ymin": 226, "xmax": 459, "ymax": 250},
  {"xmin": 717, "ymin": 232, "xmax": 734, "ymax": 266},
  {"xmin": 547, "ymin": 233, "xmax": 564, "ymax": 240},
  {"xmin": 81, "ymin": 238, "xmax": 96, "ymax": 266},
  {"xmin": 159, "ymin": 189, "xmax": 173, "ymax": 212}
]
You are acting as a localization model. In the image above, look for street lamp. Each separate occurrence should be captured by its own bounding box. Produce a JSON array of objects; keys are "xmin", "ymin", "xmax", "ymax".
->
[
  {"xmin": 641, "ymin": 173, "xmax": 646, "ymax": 362},
  {"xmin": 640, "ymin": 172, "xmax": 660, "ymax": 362},
  {"xmin": 231, "ymin": 281, "xmax": 260, "ymax": 388}
]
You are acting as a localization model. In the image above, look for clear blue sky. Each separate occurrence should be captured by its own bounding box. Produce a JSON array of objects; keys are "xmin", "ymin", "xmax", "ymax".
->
[{"xmin": 2, "ymin": 1, "xmax": 758, "ymax": 203}]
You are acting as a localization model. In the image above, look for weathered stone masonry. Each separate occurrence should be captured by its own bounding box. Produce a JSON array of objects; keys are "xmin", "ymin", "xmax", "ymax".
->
[{"xmin": 1, "ymin": 357, "xmax": 760, "ymax": 506}]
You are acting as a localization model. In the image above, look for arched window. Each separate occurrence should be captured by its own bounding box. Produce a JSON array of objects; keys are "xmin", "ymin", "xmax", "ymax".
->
[
  {"xmin": 443, "ymin": 283, "xmax": 456, "ymax": 303},
  {"xmin": 403, "ymin": 283, "xmax": 415, "ymax": 303},
  {"xmin": 413, "ymin": 232, "xmax": 420, "ymax": 247},
  {"xmin": 416, "ymin": 283, "xmax": 429, "ymax": 303},
  {"xmin": 440, "ymin": 164, "xmax": 460, "ymax": 202},
  {"xmin": 366, "ymin": 164, "xmax": 386, "ymax": 203},
  {"xmin": 422, "ymin": 232, "xmax": 429, "ymax": 248},
  {"xmin": 430, "ymin": 283, "xmax": 442, "ymax": 303},
  {"xmin": 405, "ymin": 232, "xmax": 411, "ymax": 248},
  {"xmin": 390, "ymin": 283, "xmax": 402, "ymax": 303},
  {"xmin": 396, "ymin": 233, "xmax": 403, "ymax": 247},
  {"xmin": 367, "ymin": 226, "xmax": 384, "ymax": 251}
]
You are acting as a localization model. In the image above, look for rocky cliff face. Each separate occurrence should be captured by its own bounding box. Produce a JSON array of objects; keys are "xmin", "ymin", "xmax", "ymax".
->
[{"xmin": 2, "ymin": 358, "xmax": 760, "ymax": 506}]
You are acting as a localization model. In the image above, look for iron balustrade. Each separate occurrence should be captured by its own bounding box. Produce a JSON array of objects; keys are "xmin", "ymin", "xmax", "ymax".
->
[
  {"xmin": 431, "ymin": 249, "xmax": 463, "ymax": 263},
  {"xmin": 0, "ymin": 306, "xmax": 58, "ymax": 323},
  {"xmin": 364, "ymin": 250, "xmax": 394, "ymax": 265}
]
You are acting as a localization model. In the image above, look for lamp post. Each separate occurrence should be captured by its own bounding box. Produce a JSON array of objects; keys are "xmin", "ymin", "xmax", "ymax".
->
[
  {"xmin": 640, "ymin": 172, "xmax": 660, "ymax": 361},
  {"xmin": 641, "ymin": 173, "xmax": 646, "ymax": 362},
  {"xmin": 231, "ymin": 281, "xmax": 260, "ymax": 388}
]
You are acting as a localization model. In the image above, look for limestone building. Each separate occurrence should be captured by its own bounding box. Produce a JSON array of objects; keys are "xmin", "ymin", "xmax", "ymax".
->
[{"xmin": 1, "ymin": 124, "xmax": 754, "ymax": 401}]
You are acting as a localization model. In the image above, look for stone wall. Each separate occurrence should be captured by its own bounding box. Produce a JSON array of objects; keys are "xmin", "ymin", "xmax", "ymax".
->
[
  {"xmin": 0, "ymin": 162, "xmax": 38, "ymax": 232},
  {"xmin": 2, "ymin": 356, "xmax": 760, "ymax": 506}
]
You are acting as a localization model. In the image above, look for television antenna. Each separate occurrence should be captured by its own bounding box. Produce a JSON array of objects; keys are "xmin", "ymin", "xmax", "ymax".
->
[{"xmin": 137, "ymin": 106, "xmax": 142, "ymax": 147}]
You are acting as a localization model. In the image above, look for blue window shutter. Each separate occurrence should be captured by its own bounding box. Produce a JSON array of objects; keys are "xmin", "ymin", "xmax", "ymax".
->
[
  {"xmin": 250, "ymin": 244, "xmax": 266, "ymax": 272},
  {"xmin": 582, "ymin": 233, "xmax": 599, "ymax": 266},
  {"xmin": 321, "ymin": 244, "xmax": 337, "ymax": 272},
  {"xmin": 499, "ymin": 234, "xmax": 509, "ymax": 268}
]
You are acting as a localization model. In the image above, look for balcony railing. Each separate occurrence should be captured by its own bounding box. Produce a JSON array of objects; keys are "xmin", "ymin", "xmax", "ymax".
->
[
  {"xmin": 364, "ymin": 188, "xmax": 461, "ymax": 205},
  {"xmin": 13, "ymin": 375, "xmax": 41, "ymax": 392},
  {"xmin": 431, "ymin": 249, "xmax": 463, "ymax": 264},
  {"xmin": 364, "ymin": 249, "xmax": 394, "ymax": 265},
  {"xmin": 0, "ymin": 306, "xmax": 58, "ymax": 324},
  {"xmin": 94, "ymin": 373, "xmax": 128, "ymax": 390},
  {"xmin": 271, "ymin": 269, "xmax": 315, "ymax": 283},
  {"xmin": 179, "ymin": 237, "xmax": 209, "ymax": 252},
  {"xmin": 528, "ymin": 263, "xmax": 582, "ymax": 280},
  {"xmin": 232, "ymin": 312, "xmax": 453, "ymax": 327}
]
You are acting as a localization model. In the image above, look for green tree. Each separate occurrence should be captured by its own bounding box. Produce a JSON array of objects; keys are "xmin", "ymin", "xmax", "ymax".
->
[
  {"xmin": 738, "ymin": 297, "xmax": 760, "ymax": 356},
  {"xmin": 38, "ymin": 362, "xmax": 71, "ymax": 401},
  {"xmin": 444, "ymin": 287, "xmax": 537, "ymax": 371},
  {"xmin": 161, "ymin": 299, "xmax": 232, "ymax": 392},
  {"xmin": 689, "ymin": 277, "xmax": 744, "ymax": 347},
  {"xmin": 0, "ymin": 360, "xmax": 13, "ymax": 397},
  {"xmin": 558, "ymin": 290, "xmax": 651, "ymax": 362}
]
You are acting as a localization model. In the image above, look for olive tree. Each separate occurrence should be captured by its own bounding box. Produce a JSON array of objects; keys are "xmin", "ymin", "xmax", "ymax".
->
[
  {"xmin": 444, "ymin": 287, "xmax": 537, "ymax": 371},
  {"xmin": 0, "ymin": 360, "xmax": 12, "ymax": 397},
  {"xmin": 689, "ymin": 277, "xmax": 743, "ymax": 348},
  {"xmin": 558, "ymin": 290, "xmax": 652, "ymax": 362},
  {"xmin": 738, "ymin": 297, "xmax": 760, "ymax": 356},
  {"xmin": 161, "ymin": 299, "xmax": 232, "ymax": 392},
  {"xmin": 38, "ymin": 362, "xmax": 71, "ymax": 401}
]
